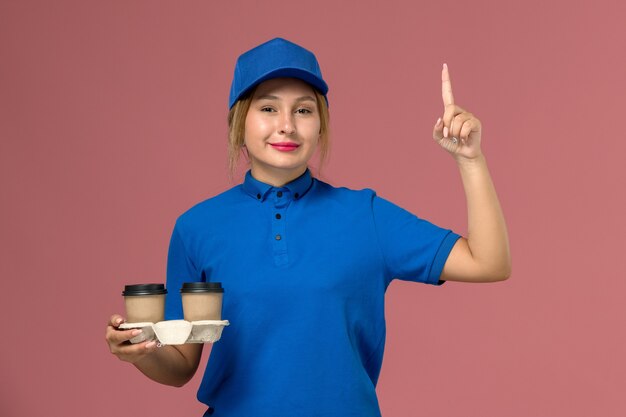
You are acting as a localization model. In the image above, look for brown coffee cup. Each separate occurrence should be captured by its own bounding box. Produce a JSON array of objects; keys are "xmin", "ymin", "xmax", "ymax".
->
[
  {"xmin": 181, "ymin": 282, "xmax": 224, "ymax": 321},
  {"xmin": 122, "ymin": 283, "xmax": 167, "ymax": 323}
]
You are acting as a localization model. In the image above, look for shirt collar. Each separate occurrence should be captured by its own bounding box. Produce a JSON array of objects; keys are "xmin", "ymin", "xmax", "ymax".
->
[{"xmin": 242, "ymin": 169, "xmax": 314, "ymax": 202}]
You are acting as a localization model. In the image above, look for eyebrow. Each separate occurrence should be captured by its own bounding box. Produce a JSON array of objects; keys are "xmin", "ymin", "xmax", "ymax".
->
[{"xmin": 255, "ymin": 94, "xmax": 317, "ymax": 103}]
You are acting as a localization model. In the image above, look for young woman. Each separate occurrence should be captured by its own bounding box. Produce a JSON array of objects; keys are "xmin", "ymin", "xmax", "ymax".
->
[{"xmin": 106, "ymin": 37, "xmax": 511, "ymax": 417}]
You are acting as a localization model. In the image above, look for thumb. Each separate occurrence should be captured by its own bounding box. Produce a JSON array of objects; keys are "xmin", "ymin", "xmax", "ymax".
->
[
  {"xmin": 109, "ymin": 314, "xmax": 125, "ymax": 328},
  {"xmin": 433, "ymin": 117, "xmax": 444, "ymax": 141}
]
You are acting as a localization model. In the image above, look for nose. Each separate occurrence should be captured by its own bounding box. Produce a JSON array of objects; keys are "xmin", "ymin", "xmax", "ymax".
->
[{"xmin": 278, "ymin": 113, "xmax": 296, "ymax": 135}]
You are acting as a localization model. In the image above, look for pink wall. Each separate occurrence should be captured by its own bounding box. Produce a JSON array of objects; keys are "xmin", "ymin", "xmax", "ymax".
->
[{"xmin": 2, "ymin": 1, "xmax": 625, "ymax": 416}]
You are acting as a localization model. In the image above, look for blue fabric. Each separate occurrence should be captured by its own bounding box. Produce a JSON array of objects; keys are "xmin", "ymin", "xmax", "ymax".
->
[
  {"xmin": 229, "ymin": 37, "xmax": 329, "ymax": 109},
  {"xmin": 165, "ymin": 169, "xmax": 461, "ymax": 416}
]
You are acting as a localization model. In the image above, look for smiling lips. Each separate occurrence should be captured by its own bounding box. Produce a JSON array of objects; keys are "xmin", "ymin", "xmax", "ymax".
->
[{"xmin": 269, "ymin": 142, "xmax": 300, "ymax": 152}]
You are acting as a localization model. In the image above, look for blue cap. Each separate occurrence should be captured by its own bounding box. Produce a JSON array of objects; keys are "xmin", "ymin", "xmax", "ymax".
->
[{"xmin": 229, "ymin": 37, "xmax": 329, "ymax": 109}]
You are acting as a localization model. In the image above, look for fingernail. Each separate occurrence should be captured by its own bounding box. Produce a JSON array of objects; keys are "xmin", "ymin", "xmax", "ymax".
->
[
  {"xmin": 443, "ymin": 63, "xmax": 448, "ymax": 70},
  {"xmin": 436, "ymin": 117, "xmax": 441, "ymax": 126},
  {"xmin": 131, "ymin": 329, "xmax": 142, "ymax": 336},
  {"xmin": 443, "ymin": 126, "xmax": 449, "ymax": 138},
  {"xmin": 146, "ymin": 341, "xmax": 156, "ymax": 349},
  {"xmin": 115, "ymin": 318, "xmax": 123, "ymax": 325}
]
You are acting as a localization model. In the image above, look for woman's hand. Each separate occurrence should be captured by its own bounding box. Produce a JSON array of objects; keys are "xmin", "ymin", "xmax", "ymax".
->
[
  {"xmin": 433, "ymin": 63, "xmax": 483, "ymax": 161},
  {"xmin": 105, "ymin": 314, "xmax": 203, "ymax": 386},
  {"xmin": 432, "ymin": 63, "xmax": 511, "ymax": 283},
  {"xmin": 105, "ymin": 314, "xmax": 159, "ymax": 364}
]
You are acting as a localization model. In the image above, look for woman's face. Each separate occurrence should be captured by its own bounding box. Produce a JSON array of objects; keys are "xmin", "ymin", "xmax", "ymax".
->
[{"xmin": 244, "ymin": 77, "xmax": 321, "ymax": 185}]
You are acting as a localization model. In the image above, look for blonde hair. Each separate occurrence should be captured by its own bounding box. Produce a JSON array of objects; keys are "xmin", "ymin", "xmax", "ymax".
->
[{"xmin": 227, "ymin": 87, "xmax": 330, "ymax": 179}]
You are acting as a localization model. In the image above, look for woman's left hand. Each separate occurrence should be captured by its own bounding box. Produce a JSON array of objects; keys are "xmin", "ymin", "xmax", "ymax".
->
[{"xmin": 433, "ymin": 63, "xmax": 483, "ymax": 161}]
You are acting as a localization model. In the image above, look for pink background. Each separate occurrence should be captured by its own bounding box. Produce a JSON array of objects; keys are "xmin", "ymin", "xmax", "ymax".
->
[{"xmin": 2, "ymin": 1, "xmax": 625, "ymax": 416}]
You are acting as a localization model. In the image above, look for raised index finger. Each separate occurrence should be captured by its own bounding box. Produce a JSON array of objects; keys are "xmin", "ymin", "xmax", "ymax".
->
[{"xmin": 442, "ymin": 63, "xmax": 454, "ymax": 106}]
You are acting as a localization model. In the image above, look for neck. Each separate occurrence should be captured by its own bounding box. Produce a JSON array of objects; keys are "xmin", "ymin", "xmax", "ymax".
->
[{"xmin": 250, "ymin": 166, "xmax": 307, "ymax": 187}]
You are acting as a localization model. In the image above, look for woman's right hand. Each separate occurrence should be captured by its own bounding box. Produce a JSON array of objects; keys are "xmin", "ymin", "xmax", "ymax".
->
[{"xmin": 105, "ymin": 314, "xmax": 159, "ymax": 364}]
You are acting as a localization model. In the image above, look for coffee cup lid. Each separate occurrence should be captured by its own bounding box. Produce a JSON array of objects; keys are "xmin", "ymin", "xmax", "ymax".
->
[
  {"xmin": 180, "ymin": 282, "xmax": 224, "ymax": 293},
  {"xmin": 122, "ymin": 283, "xmax": 167, "ymax": 296}
]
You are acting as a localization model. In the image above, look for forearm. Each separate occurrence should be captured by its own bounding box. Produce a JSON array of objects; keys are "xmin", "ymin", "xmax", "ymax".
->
[
  {"xmin": 457, "ymin": 154, "xmax": 511, "ymax": 280},
  {"xmin": 133, "ymin": 344, "xmax": 201, "ymax": 387}
]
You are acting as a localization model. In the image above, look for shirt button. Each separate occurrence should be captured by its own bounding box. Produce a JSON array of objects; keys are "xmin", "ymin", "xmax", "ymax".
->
[
  {"xmin": 277, "ymin": 191, "xmax": 283, "ymax": 197},
  {"xmin": 256, "ymin": 193, "xmax": 261, "ymax": 200},
  {"xmin": 275, "ymin": 213, "xmax": 281, "ymax": 219},
  {"xmin": 275, "ymin": 234, "xmax": 282, "ymax": 240}
]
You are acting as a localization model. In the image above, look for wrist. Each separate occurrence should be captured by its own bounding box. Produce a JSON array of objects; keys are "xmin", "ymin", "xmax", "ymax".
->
[{"xmin": 455, "ymin": 153, "xmax": 487, "ymax": 170}]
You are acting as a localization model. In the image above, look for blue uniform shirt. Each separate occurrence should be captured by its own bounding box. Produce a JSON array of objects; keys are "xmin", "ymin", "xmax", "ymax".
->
[{"xmin": 165, "ymin": 169, "xmax": 460, "ymax": 416}]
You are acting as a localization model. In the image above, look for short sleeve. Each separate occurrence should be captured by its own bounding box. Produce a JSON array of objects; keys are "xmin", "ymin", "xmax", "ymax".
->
[
  {"xmin": 372, "ymin": 194, "xmax": 461, "ymax": 286},
  {"xmin": 164, "ymin": 221, "xmax": 201, "ymax": 320}
]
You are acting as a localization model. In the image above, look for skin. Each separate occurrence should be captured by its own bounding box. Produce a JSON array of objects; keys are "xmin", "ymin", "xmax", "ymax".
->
[
  {"xmin": 435, "ymin": 63, "xmax": 511, "ymax": 282},
  {"xmin": 105, "ymin": 65, "xmax": 511, "ymax": 386},
  {"xmin": 105, "ymin": 314, "xmax": 202, "ymax": 387},
  {"xmin": 243, "ymin": 77, "xmax": 322, "ymax": 187}
]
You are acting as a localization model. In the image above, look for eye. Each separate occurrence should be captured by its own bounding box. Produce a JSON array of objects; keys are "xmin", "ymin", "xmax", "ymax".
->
[
  {"xmin": 296, "ymin": 108, "xmax": 313, "ymax": 114},
  {"xmin": 260, "ymin": 106, "xmax": 276, "ymax": 112}
]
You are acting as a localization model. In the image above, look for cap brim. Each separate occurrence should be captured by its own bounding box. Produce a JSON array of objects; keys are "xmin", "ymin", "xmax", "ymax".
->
[{"xmin": 230, "ymin": 67, "xmax": 328, "ymax": 108}]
